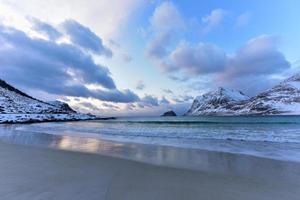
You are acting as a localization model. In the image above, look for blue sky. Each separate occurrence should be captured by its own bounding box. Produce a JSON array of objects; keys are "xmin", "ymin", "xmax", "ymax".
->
[{"xmin": 0, "ymin": 0, "xmax": 299, "ymax": 116}]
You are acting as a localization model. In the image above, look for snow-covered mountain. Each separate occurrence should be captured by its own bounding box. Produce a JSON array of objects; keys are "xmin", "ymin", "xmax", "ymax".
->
[
  {"xmin": 0, "ymin": 79, "xmax": 72, "ymax": 114},
  {"xmin": 186, "ymin": 87, "xmax": 249, "ymax": 116},
  {"xmin": 0, "ymin": 79, "xmax": 95, "ymax": 123},
  {"xmin": 186, "ymin": 74, "xmax": 300, "ymax": 116}
]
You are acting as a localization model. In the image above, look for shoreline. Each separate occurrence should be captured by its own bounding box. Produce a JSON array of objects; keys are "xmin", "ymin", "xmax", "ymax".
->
[
  {"xmin": 10, "ymin": 121, "xmax": 300, "ymax": 163},
  {"xmin": 1, "ymin": 126, "xmax": 300, "ymax": 181},
  {"xmin": 0, "ymin": 113, "xmax": 116, "ymax": 124},
  {"xmin": 0, "ymin": 141, "xmax": 300, "ymax": 200}
]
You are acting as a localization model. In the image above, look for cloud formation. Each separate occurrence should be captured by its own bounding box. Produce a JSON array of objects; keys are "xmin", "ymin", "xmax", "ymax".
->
[
  {"xmin": 165, "ymin": 42, "xmax": 227, "ymax": 74},
  {"xmin": 28, "ymin": 17, "xmax": 62, "ymax": 40},
  {"xmin": 219, "ymin": 35, "xmax": 290, "ymax": 78},
  {"xmin": 151, "ymin": 33, "xmax": 290, "ymax": 95},
  {"xmin": 139, "ymin": 95, "xmax": 159, "ymax": 107},
  {"xmin": 0, "ymin": 0, "xmax": 142, "ymax": 40},
  {"xmin": 236, "ymin": 12, "xmax": 251, "ymax": 28},
  {"xmin": 201, "ymin": 9, "xmax": 227, "ymax": 33},
  {"xmin": 136, "ymin": 80, "xmax": 145, "ymax": 90},
  {"xmin": 0, "ymin": 21, "xmax": 139, "ymax": 103},
  {"xmin": 146, "ymin": 1, "xmax": 184, "ymax": 60},
  {"xmin": 62, "ymin": 19, "xmax": 112, "ymax": 57}
]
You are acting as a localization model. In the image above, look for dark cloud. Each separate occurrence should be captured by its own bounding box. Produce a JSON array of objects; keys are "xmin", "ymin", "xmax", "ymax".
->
[
  {"xmin": 0, "ymin": 24, "xmax": 139, "ymax": 103},
  {"xmin": 28, "ymin": 17, "xmax": 62, "ymax": 40},
  {"xmin": 138, "ymin": 95, "xmax": 171, "ymax": 108},
  {"xmin": 62, "ymin": 19, "xmax": 112, "ymax": 57},
  {"xmin": 139, "ymin": 95, "xmax": 159, "ymax": 107}
]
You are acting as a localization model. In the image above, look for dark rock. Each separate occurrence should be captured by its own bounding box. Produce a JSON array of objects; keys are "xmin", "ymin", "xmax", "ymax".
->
[{"xmin": 161, "ymin": 110, "xmax": 177, "ymax": 116}]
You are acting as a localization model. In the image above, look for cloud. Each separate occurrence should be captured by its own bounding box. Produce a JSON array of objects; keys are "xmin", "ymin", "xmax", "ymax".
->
[
  {"xmin": 139, "ymin": 95, "xmax": 172, "ymax": 108},
  {"xmin": 160, "ymin": 96, "xmax": 170, "ymax": 104},
  {"xmin": 146, "ymin": 1, "xmax": 184, "ymax": 59},
  {"xmin": 102, "ymin": 102, "xmax": 119, "ymax": 110},
  {"xmin": 136, "ymin": 80, "xmax": 145, "ymax": 90},
  {"xmin": 122, "ymin": 53, "xmax": 132, "ymax": 62},
  {"xmin": 62, "ymin": 19, "xmax": 112, "ymax": 57},
  {"xmin": 0, "ymin": 0, "xmax": 142, "ymax": 40},
  {"xmin": 172, "ymin": 95, "xmax": 193, "ymax": 103},
  {"xmin": 162, "ymin": 89, "xmax": 173, "ymax": 94},
  {"xmin": 162, "ymin": 35, "xmax": 289, "ymax": 79},
  {"xmin": 201, "ymin": 9, "xmax": 227, "ymax": 33},
  {"xmin": 28, "ymin": 17, "xmax": 62, "ymax": 40},
  {"xmin": 139, "ymin": 95, "xmax": 159, "ymax": 107},
  {"xmin": 79, "ymin": 102, "xmax": 101, "ymax": 111},
  {"xmin": 165, "ymin": 41, "xmax": 227, "ymax": 74},
  {"xmin": 153, "ymin": 34, "xmax": 290, "ymax": 95},
  {"xmin": 236, "ymin": 12, "xmax": 251, "ymax": 28},
  {"xmin": 221, "ymin": 35, "xmax": 290, "ymax": 79},
  {"xmin": 0, "ymin": 22, "xmax": 139, "ymax": 103}
]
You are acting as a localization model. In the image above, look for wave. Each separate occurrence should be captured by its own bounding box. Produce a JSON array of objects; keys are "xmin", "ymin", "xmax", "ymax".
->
[{"xmin": 95, "ymin": 120, "xmax": 300, "ymax": 125}]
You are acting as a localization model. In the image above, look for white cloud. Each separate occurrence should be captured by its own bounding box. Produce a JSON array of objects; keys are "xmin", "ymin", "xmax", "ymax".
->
[
  {"xmin": 166, "ymin": 41, "xmax": 226, "ymax": 74},
  {"xmin": 0, "ymin": 0, "xmax": 143, "ymax": 40},
  {"xmin": 236, "ymin": 12, "xmax": 251, "ymax": 28},
  {"xmin": 146, "ymin": 1, "xmax": 184, "ymax": 59},
  {"xmin": 201, "ymin": 8, "xmax": 227, "ymax": 33}
]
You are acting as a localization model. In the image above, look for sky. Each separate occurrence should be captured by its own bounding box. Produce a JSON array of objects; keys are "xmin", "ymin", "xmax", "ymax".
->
[{"xmin": 0, "ymin": 0, "xmax": 299, "ymax": 116}]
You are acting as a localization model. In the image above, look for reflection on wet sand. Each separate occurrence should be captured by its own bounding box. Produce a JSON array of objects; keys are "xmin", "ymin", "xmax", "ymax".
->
[{"xmin": 0, "ymin": 124, "xmax": 300, "ymax": 186}]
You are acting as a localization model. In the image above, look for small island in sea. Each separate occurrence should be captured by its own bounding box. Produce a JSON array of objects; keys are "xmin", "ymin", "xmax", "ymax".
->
[{"xmin": 161, "ymin": 110, "xmax": 177, "ymax": 116}]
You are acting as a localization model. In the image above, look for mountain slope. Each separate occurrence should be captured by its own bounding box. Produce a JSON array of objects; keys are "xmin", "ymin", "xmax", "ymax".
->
[
  {"xmin": 186, "ymin": 73, "xmax": 300, "ymax": 116},
  {"xmin": 186, "ymin": 87, "xmax": 249, "ymax": 116},
  {"xmin": 0, "ymin": 79, "xmax": 94, "ymax": 123},
  {"xmin": 236, "ymin": 73, "xmax": 300, "ymax": 115},
  {"xmin": 0, "ymin": 80, "xmax": 72, "ymax": 114}
]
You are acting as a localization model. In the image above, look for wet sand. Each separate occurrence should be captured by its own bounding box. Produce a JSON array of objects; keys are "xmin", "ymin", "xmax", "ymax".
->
[{"xmin": 0, "ymin": 141, "xmax": 300, "ymax": 200}]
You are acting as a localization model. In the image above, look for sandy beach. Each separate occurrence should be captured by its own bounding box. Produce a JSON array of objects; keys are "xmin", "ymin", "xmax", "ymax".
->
[{"xmin": 0, "ymin": 140, "xmax": 300, "ymax": 200}]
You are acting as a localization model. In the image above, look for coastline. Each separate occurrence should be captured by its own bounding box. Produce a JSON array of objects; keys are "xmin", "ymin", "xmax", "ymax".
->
[
  {"xmin": 0, "ymin": 141, "xmax": 300, "ymax": 200},
  {"xmin": 0, "ymin": 113, "xmax": 115, "ymax": 124}
]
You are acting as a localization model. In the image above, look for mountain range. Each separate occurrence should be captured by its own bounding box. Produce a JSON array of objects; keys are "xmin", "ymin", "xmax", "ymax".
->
[
  {"xmin": 186, "ymin": 73, "xmax": 300, "ymax": 116},
  {"xmin": 1, "ymin": 73, "xmax": 300, "ymax": 123}
]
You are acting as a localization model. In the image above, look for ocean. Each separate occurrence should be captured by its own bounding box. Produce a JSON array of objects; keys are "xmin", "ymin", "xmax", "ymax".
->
[{"xmin": 1, "ymin": 116, "xmax": 300, "ymax": 163}]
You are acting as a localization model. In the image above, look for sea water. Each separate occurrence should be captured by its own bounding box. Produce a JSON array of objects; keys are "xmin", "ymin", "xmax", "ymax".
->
[{"xmin": 1, "ymin": 115, "xmax": 298, "ymax": 162}]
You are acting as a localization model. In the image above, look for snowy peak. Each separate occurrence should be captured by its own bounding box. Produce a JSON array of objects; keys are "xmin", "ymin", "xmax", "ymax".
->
[
  {"xmin": 196, "ymin": 87, "xmax": 248, "ymax": 102},
  {"xmin": 186, "ymin": 73, "xmax": 300, "ymax": 116},
  {"xmin": 280, "ymin": 73, "xmax": 300, "ymax": 90},
  {"xmin": 186, "ymin": 87, "xmax": 249, "ymax": 116},
  {"xmin": 244, "ymin": 74, "xmax": 300, "ymax": 115}
]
